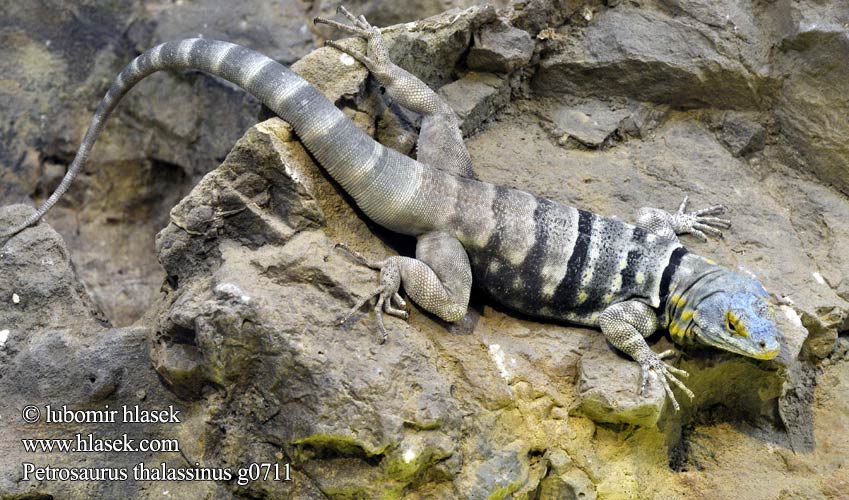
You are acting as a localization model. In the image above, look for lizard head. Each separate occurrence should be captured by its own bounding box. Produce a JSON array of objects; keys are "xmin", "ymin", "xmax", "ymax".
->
[{"xmin": 689, "ymin": 279, "xmax": 780, "ymax": 360}]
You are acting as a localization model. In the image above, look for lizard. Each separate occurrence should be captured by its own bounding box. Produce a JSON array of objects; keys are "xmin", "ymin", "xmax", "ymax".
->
[{"xmin": 0, "ymin": 7, "xmax": 780, "ymax": 411}]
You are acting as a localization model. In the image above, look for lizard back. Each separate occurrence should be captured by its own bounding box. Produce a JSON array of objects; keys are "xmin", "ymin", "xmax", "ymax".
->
[{"xmin": 378, "ymin": 166, "xmax": 684, "ymax": 326}]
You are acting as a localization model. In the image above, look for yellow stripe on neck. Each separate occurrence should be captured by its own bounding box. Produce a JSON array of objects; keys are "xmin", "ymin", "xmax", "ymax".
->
[{"xmin": 669, "ymin": 309, "xmax": 697, "ymax": 345}]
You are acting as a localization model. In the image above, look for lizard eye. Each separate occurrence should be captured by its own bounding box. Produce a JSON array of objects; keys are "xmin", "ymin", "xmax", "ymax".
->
[{"xmin": 725, "ymin": 312, "xmax": 748, "ymax": 336}]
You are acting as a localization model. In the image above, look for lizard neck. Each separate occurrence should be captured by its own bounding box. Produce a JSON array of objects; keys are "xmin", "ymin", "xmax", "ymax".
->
[{"xmin": 662, "ymin": 252, "xmax": 724, "ymax": 346}]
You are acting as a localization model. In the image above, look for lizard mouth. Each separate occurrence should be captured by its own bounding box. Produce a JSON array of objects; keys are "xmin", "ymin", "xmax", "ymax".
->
[
  {"xmin": 692, "ymin": 326, "xmax": 780, "ymax": 360},
  {"xmin": 749, "ymin": 347, "xmax": 780, "ymax": 360}
]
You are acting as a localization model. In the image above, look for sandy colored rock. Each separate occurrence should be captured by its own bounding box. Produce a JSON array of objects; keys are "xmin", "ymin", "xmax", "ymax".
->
[
  {"xmin": 544, "ymin": 99, "xmax": 631, "ymax": 147},
  {"xmin": 575, "ymin": 334, "xmax": 667, "ymax": 427}
]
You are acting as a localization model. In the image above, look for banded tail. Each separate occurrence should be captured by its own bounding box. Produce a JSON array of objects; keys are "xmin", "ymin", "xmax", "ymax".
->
[{"xmin": 1, "ymin": 38, "xmax": 410, "ymax": 239}]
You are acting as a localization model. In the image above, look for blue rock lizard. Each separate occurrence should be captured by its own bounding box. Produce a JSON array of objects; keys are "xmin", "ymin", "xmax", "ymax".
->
[{"xmin": 0, "ymin": 7, "xmax": 780, "ymax": 410}]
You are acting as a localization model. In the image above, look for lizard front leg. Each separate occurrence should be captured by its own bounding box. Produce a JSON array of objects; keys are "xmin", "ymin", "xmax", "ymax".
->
[
  {"xmin": 599, "ymin": 300, "xmax": 694, "ymax": 411},
  {"xmin": 635, "ymin": 195, "xmax": 730, "ymax": 243},
  {"xmin": 338, "ymin": 231, "xmax": 472, "ymax": 342},
  {"xmin": 315, "ymin": 6, "xmax": 475, "ymax": 179}
]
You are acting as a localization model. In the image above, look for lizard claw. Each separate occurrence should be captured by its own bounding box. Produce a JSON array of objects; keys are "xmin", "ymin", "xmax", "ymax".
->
[
  {"xmin": 638, "ymin": 350, "xmax": 694, "ymax": 412},
  {"xmin": 335, "ymin": 244, "xmax": 408, "ymax": 343},
  {"xmin": 671, "ymin": 195, "xmax": 732, "ymax": 242},
  {"xmin": 314, "ymin": 5, "xmax": 378, "ymax": 37},
  {"xmin": 314, "ymin": 5, "xmax": 391, "ymax": 76},
  {"xmin": 337, "ymin": 5, "xmax": 373, "ymax": 30}
]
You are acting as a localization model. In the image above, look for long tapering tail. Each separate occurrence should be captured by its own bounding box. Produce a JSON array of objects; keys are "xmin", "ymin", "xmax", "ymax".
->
[{"xmin": 2, "ymin": 38, "xmax": 407, "ymax": 240}]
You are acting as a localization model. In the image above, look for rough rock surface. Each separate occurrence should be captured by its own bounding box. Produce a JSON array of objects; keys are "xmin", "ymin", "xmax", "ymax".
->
[
  {"xmin": 542, "ymin": 99, "xmax": 631, "ymax": 148},
  {"xmin": 468, "ymin": 20, "xmax": 535, "ymax": 74},
  {"xmin": 0, "ymin": 205, "xmax": 225, "ymax": 499},
  {"xmin": 2, "ymin": 0, "xmax": 849, "ymax": 499},
  {"xmin": 532, "ymin": 5, "xmax": 778, "ymax": 109},
  {"xmin": 774, "ymin": 18, "xmax": 849, "ymax": 195},
  {"xmin": 439, "ymin": 72, "xmax": 511, "ymax": 135}
]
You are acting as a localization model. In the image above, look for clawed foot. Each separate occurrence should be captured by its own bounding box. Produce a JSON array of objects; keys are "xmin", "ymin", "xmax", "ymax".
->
[
  {"xmin": 315, "ymin": 5, "xmax": 376, "ymax": 36},
  {"xmin": 637, "ymin": 349, "xmax": 694, "ymax": 411},
  {"xmin": 335, "ymin": 243, "xmax": 409, "ymax": 343},
  {"xmin": 671, "ymin": 195, "xmax": 732, "ymax": 242},
  {"xmin": 315, "ymin": 6, "xmax": 383, "ymax": 70}
]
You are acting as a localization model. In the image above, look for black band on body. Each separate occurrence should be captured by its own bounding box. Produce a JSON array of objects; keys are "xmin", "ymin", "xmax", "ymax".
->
[
  {"xmin": 619, "ymin": 230, "xmax": 646, "ymax": 293},
  {"xmin": 551, "ymin": 209, "xmax": 593, "ymax": 313},
  {"xmin": 659, "ymin": 246, "xmax": 688, "ymax": 306}
]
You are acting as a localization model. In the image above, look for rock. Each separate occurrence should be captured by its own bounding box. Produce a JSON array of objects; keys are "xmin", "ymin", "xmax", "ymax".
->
[
  {"xmin": 151, "ymin": 341, "xmax": 206, "ymax": 400},
  {"xmin": 574, "ymin": 334, "xmax": 667, "ymax": 427},
  {"xmin": 154, "ymin": 122, "xmax": 326, "ymax": 285},
  {"xmin": 778, "ymin": 362, "xmax": 818, "ymax": 452},
  {"xmin": 439, "ymin": 72, "xmax": 510, "ymax": 135},
  {"xmin": 617, "ymin": 102, "xmax": 670, "ymax": 139},
  {"xmin": 509, "ymin": 0, "xmax": 586, "ymax": 35},
  {"xmin": 316, "ymin": 5, "xmax": 498, "ymax": 91},
  {"xmin": 152, "ymin": 118, "xmax": 475, "ymax": 497},
  {"xmin": 544, "ymin": 99, "xmax": 631, "ymax": 148},
  {"xmin": 718, "ymin": 112, "xmax": 766, "ymax": 157},
  {"xmin": 463, "ymin": 443, "xmax": 529, "ymax": 499},
  {"xmin": 532, "ymin": 6, "xmax": 776, "ymax": 109},
  {"xmin": 538, "ymin": 467, "xmax": 597, "ymax": 500},
  {"xmin": 0, "ymin": 205, "xmax": 107, "ymax": 330},
  {"xmin": 468, "ymin": 20, "xmax": 535, "ymax": 74},
  {"xmin": 677, "ymin": 353, "xmax": 785, "ymax": 421},
  {"xmin": 773, "ymin": 305, "xmax": 810, "ymax": 366},
  {"xmin": 0, "ymin": 206, "xmax": 221, "ymax": 499},
  {"xmin": 830, "ymin": 337, "xmax": 849, "ymax": 364},
  {"xmin": 658, "ymin": 0, "xmax": 758, "ymax": 36},
  {"xmin": 377, "ymin": 105, "xmax": 419, "ymax": 156},
  {"xmin": 799, "ymin": 309, "xmax": 841, "ymax": 360},
  {"xmin": 314, "ymin": 0, "xmax": 507, "ymax": 36},
  {"xmin": 381, "ymin": 5, "xmax": 498, "ymax": 89},
  {"xmin": 292, "ymin": 41, "xmax": 369, "ymax": 102},
  {"xmin": 775, "ymin": 26, "xmax": 849, "ymax": 195}
]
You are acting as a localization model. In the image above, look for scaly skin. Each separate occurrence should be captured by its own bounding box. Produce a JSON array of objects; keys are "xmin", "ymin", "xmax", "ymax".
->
[{"xmin": 1, "ymin": 7, "xmax": 780, "ymax": 412}]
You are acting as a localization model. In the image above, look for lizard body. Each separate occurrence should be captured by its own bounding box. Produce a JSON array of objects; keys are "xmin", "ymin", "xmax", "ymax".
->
[{"xmin": 1, "ymin": 8, "xmax": 780, "ymax": 411}]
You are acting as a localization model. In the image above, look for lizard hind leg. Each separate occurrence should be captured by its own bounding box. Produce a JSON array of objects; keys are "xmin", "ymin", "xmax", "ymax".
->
[
  {"xmin": 335, "ymin": 232, "xmax": 472, "ymax": 342},
  {"xmin": 315, "ymin": 6, "xmax": 475, "ymax": 179},
  {"xmin": 406, "ymin": 231, "xmax": 473, "ymax": 323}
]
